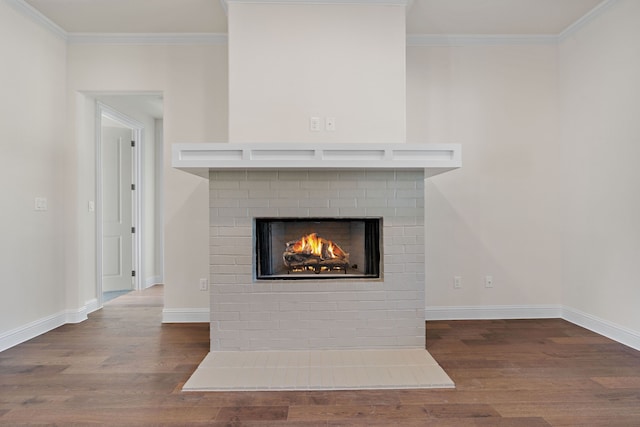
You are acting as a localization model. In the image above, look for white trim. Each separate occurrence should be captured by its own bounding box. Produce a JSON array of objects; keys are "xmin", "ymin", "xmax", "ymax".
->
[
  {"xmin": 407, "ymin": 34, "xmax": 558, "ymax": 47},
  {"xmin": 85, "ymin": 298, "xmax": 100, "ymax": 315},
  {"xmin": 3, "ymin": 304, "xmax": 638, "ymax": 352},
  {"xmin": 425, "ymin": 305, "xmax": 563, "ymax": 321},
  {"xmin": 9, "ymin": 0, "xmax": 618, "ymax": 48},
  {"xmin": 145, "ymin": 276, "xmax": 162, "ymax": 288},
  {"xmin": 68, "ymin": 33, "xmax": 228, "ymax": 45},
  {"xmin": 0, "ymin": 305, "xmax": 92, "ymax": 352},
  {"xmin": 425, "ymin": 304, "xmax": 640, "ymax": 352},
  {"xmin": 162, "ymin": 308, "xmax": 210, "ymax": 323},
  {"xmin": 5, "ymin": 0, "xmax": 67, "ymax": 40},
  {"xmin": 223, "ymin": 0, "xmax": 410, "ymax": 7},
  {"xmin": 0, "ymin": 312, "xmax": 66, "ymax": 352},
  {"xmin": 64, "ymin": 306, "xmax": 90, "ymax": 324},
  {"xmin": 172, "ymin": 143, "xmax": 461, "ymax": 178},
  {"xmin": 563, "ymin": 306, "xmax": 640, "ymax": 352},
  {"xmin": 558, "ymin": 0, "xmax": 619, "ymax": 41}
]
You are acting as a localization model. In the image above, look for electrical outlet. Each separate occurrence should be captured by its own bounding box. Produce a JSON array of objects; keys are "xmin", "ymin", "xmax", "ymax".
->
[
  {"xmin": 199, "ymin": 278, "xmax": 209, "ymax": 291},
  {"xmin": 454, "ymin": 276, "xmax": 462, "ymax": 289},
  {"xmin": 326, "ymin": 117, "xmax": 336, "ymax": 131},
  {"xmin": 485, "ymin": 275, "xmax": 493, "ymax": 288}
]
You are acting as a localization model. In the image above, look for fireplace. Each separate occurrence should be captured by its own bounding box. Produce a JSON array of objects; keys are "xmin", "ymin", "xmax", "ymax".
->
[
  {"xmin": 172, "ymin": 143, "xmax": 461, "ymax": 351},
  {"xmin": 255, "ymin": 217, "xmax": 381, "ymax": 280}
]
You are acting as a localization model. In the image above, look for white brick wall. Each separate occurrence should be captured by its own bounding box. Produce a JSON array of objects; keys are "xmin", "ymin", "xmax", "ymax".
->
[{"xmin": 209, "ymin": 169, "xmax": 425, "ymax": 351}]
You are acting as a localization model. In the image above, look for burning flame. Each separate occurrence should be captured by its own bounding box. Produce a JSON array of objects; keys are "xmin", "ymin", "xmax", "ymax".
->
[{"xmin": 290, "ymin": 233, "xmax": 346, "ymax": 259}]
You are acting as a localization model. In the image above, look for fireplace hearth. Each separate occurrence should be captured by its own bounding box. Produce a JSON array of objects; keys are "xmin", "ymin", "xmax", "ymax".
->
[{"xmin": 255, "ymin": 218, "xmax": 381, "ymax": 280}]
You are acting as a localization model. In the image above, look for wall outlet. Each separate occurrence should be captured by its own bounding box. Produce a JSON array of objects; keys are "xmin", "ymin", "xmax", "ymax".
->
[
  {"xmin": 485, "ymin": 275, "xmax": 493, "ymax": 288},
  {"xmin": 454, "ymin": 276, "xmax": 462, "ymax": 289},
  {"xmin": 326, "ymin": 117, "xmax": 336, "ymax": 131},
  {"xmin": 199, "ymin": 278, "xmax": 209, "ymax": 291}
]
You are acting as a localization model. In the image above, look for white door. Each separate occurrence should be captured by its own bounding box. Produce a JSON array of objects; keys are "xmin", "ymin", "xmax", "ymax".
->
[{"xmin": 102, "ymin": 125, "xmax": 134, "ymax": 292}]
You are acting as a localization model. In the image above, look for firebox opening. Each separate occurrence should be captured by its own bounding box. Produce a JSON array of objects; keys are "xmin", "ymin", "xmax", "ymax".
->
[{"xmin": 255, "ymin": 217, "xmax": 381, "ymax": 280}]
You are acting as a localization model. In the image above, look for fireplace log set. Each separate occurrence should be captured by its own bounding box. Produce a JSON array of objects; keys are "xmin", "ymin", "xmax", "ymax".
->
[{"xmin": 283, "ymin": 233, "xmax": 350, "ymax": 274}]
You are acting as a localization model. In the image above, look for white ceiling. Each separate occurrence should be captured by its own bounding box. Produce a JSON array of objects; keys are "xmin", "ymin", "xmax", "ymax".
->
[{"xmin": 24, "ymin": 0, "xmax": 605, "ymax": 35}]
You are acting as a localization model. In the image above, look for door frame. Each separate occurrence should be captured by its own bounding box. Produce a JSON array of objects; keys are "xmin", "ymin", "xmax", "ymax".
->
[{"xmin": 96, "ymin": 101, "xmax": 145, "ymax": 306}]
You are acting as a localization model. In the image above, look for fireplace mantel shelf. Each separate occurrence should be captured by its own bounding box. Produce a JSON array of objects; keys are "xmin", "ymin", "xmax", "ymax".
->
[{"xmin": 172, "ymin": 143, "xmax": 461, "ymax": 178}]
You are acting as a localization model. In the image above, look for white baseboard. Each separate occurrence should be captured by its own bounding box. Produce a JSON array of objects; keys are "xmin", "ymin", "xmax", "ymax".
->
[
  {"xmin": 0, "ymin": 302, "xmax": 94, "ymax": 352},
  {"xmin": 0, "ymin": 312, "xmax": 66, "ymax": 353},
  {"xmin": 162, "ymin": 308, "xmax": 209, "ymax": 323},
  {"xmin": 425, "ymin": 304, "xmax": 563, "ymax": 320},
  {"xmin": 563, "ymin": 306, "xmax": 640, "ymax": 351},
  {"xmin": 85, "ymin": 298, "xmax": 100, "ymax": 315},
  {"xmin": 425, "ymin": 304, "xmax": 640, "ymax": 352},
  {"xmin": 144, "ymin": 276, "xmax": 162, "ymax": 289},
  {"xmin": 4, "ymin": 304, "xmax": 639, "ymax": 353}
]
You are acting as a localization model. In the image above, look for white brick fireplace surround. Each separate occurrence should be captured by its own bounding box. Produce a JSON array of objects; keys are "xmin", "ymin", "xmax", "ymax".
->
[
  {"xmin": 211, "ymin": 168, "xmax": 424, "ymax": 350},
  {"xmin": 173, "ymin": 143, "xmax": 461, "ymax": 352}
]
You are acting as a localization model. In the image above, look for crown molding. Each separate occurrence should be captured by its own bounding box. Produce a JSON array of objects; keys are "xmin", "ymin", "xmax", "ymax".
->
[
  {"xmin": 222, "ymin": 0, "xmax": 410, "ymax": 7},
  {"xmin": 67, "ymin": 32, "xmax": 228, "ymax": 45},
  {"xmin": 558, "ymin": 0, "xmax": 619, "ymax": 41},
  {"xmin": 8, "ymin": 0, "xmax": 620, "ymax": 47},
  {"xmin": 407, "ymin": 34, "xmax": 558, "ymax": 47},
  {"xmin": 6, "ymin": 0, "xmax": 67, "ymax": 40}
]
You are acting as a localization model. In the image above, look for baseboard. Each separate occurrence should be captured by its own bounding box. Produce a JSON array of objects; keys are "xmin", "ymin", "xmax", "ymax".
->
[
  {"xmin": 0, "ymin": 301, "xmax": 98, "ymax": 352},
  {"xmin": 563, "ymin": 306, "xmax": 640, "ymax": 351},
  {"xmin": 425, "ymin": 304, "xmax": 640, "ymax": 352},
  {"xmin": 425, "ymin": 304, "xmax": 563, "ymax": 321},
  {"xmin": 85, "ymin": 298, "xmax": 100, "ymax": 315},
  {"xmin": 64, "ymin": 305, "xmax": 89, "ymax": 324},
  {"xmin": 162, "ymin": 308, "xmax": 209, "ymax": 323},
  {"xmin": 144, "ymin": 276, "xmax": 162, "ymax": 289}
]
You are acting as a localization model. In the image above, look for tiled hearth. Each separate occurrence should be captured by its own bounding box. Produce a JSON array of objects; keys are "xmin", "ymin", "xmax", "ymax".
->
[
  {"xmin": 183, "ymin": 349, "xmax": 454, "ymax": 391},
  {"xmin": 209, "ymin": 168, "xmax": 425, "ymax": 351}
]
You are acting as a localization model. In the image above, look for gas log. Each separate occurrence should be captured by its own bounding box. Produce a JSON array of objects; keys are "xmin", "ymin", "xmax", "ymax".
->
[{"xmin": 283, "ymin": 233, "xmax": 350, "ymax": 274}]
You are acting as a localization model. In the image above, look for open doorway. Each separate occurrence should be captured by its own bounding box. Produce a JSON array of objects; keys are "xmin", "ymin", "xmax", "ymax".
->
[{"xmin": 95, "ymin": 95, "xmax": 164, "ymax": 306}]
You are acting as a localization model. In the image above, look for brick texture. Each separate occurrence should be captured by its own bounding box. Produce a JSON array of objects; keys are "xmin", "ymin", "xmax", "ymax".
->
[{"xmin": 209, "ymin": 169, "xmax": 425, "ymax": 351}]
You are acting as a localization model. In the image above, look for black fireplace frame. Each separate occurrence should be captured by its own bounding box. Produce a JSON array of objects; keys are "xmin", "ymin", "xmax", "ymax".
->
[{"xmin": 255, "ymin": 217, "xmax": 381, "ymax": 280}]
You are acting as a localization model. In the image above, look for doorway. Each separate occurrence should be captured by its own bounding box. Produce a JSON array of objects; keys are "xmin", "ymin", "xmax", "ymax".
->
[
  {"xmin": 94, "ymin": 94, "xmax": 165, "ymax": 307},
  {"xmin": 97, "ymin": 103, "xmax": 143, "ymax": 303}
]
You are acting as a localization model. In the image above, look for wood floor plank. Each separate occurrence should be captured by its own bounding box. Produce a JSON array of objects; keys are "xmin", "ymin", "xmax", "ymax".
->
[{"xmin": 1, "ymin": 285, "xmax": 639, "ymax": 426}]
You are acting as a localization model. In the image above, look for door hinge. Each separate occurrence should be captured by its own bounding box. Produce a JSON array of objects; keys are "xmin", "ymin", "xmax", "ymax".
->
[
  {"xmin": 131, "ymin": 270, "xmax": 136, "ymax": 277},
  {"xmin": 131, "ymin": 140, "xmax": 135, "ymax": 147},
  {"xmin": 131, "ymin": 184, "xmax": 135, "ymax": 191},
  {"xmin": 131, "ymin": 226, "xmax": 135, "ymax": 233}
]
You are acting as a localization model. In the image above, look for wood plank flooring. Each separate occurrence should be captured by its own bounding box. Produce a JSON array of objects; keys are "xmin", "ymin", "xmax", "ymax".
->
[{"xmin": 1, "ymin": 285, "xmax": 640, "ymax": 426}]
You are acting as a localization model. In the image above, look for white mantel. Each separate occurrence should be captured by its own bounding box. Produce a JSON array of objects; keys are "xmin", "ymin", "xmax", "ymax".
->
[{"xmin": 172, "ymin": 143, "xmax": 461, "ymax": 178}]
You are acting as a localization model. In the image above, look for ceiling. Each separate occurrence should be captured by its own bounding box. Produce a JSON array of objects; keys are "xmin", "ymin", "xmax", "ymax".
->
[{"xmin": 24, "ymin": 0, "xmax": 605, "ymax": 35}]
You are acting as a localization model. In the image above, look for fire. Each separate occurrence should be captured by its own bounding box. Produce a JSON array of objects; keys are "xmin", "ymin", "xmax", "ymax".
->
[{"xmin": 290, "ymin": 233, "xmax": 346, "ymax": 259}]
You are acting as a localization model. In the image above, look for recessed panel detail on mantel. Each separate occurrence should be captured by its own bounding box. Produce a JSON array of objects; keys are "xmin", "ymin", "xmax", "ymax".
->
[{"xmin": 172, "ymin": 143, "xmax": 461, "ymax": 178}]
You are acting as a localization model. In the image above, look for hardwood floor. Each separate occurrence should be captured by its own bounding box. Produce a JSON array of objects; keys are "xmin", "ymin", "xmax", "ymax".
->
[{"xmin": 1, "ymin": 286, "xmax": 640, "ymax": 426}]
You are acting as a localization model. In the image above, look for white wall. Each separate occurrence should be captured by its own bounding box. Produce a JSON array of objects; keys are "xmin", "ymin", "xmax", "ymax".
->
[
  {"xmin": 0, "ymin": 1, "xmax": 67, "ymax": 338},
  {"xmin": 559, "ymin": 0, "xmax": 640, "ymax": 333},
  {"xmin": 407, "ymin": 44, "xmax": 563, "ymax": 313},
  {"xmin": 66, "ymin": 44, "xmax": 228, "ymax": 317},
  {"xmin": 3, "ymin": 0, "xmax": 639, "ymax": 350},
  {"xmin": 228, "ymin": 2, "xmax": 406, "ymax": 143}
]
